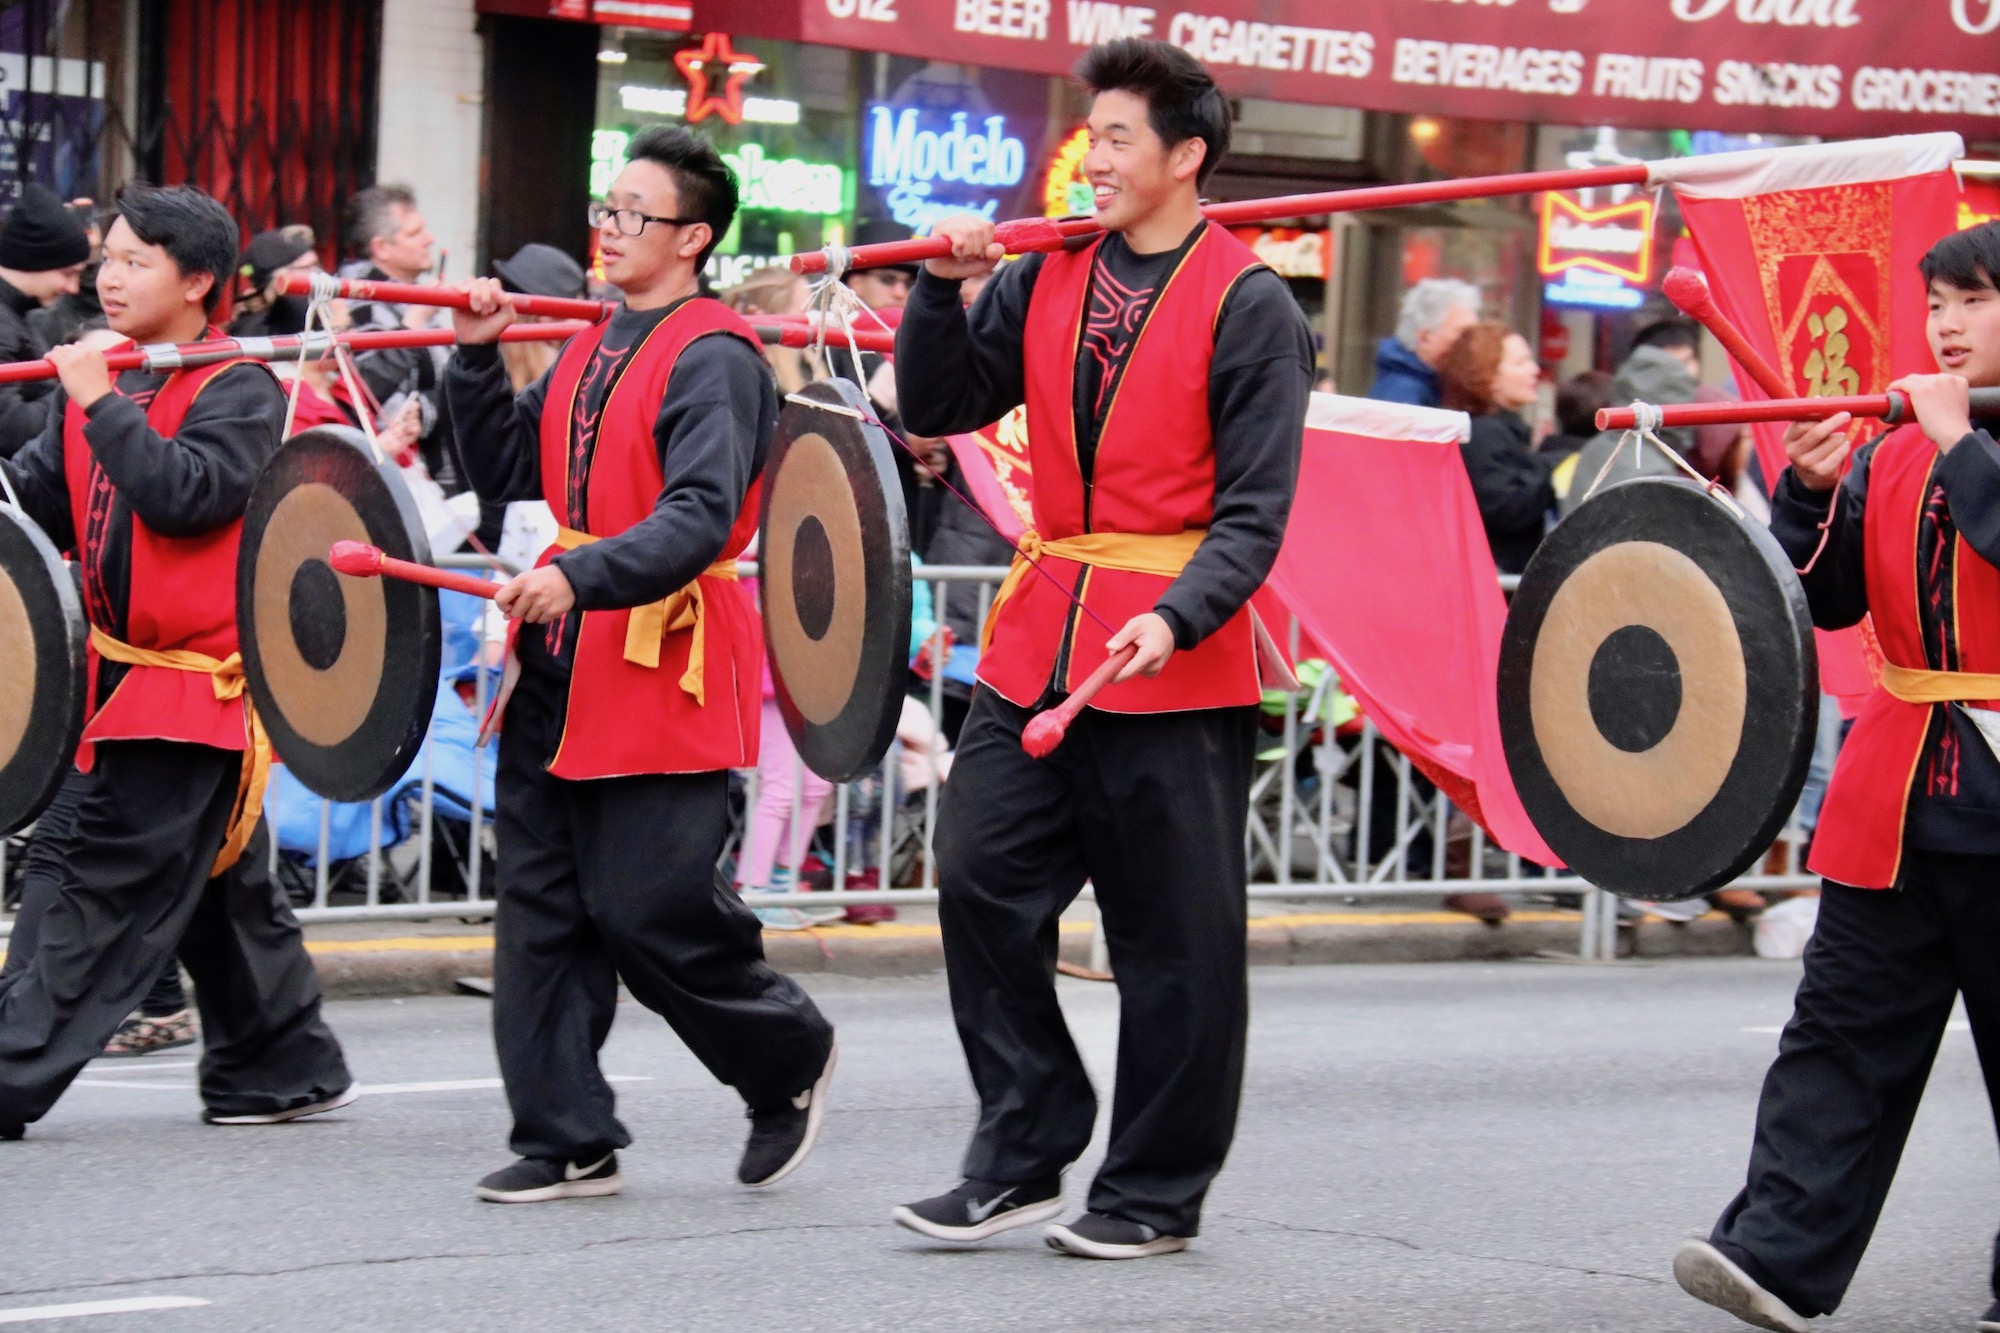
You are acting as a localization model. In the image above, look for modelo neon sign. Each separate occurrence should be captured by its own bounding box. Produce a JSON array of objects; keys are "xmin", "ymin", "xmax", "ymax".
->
[{"xmin": 866, "ymin": 103, "xmax": 1027, "ymax": 233}]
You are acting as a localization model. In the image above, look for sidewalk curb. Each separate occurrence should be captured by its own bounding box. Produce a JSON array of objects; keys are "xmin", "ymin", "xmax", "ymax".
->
[{"xmin": 303, "ymin": 912, "xmax": 1756, "ymax": 998}]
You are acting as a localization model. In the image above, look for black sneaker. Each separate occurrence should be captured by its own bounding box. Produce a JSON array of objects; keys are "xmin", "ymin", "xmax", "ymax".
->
[
  {"xmin": 1978, "ymin": 1300, "xmax": 2000, "ymax": 1333},
  {"xmin": 0, "ymin": 1121, "xmax": 21, "ymax": 1142},
  {"xmin": 475, "ymin": 1152, "xmax": 623, "ymax": 1203},
  {"xmin": 739, "ymin": 1040, "xmax": 837, "ymax": 1187},
  {"xmin": 1044, "ymin": 1211, "xmax": 1190, "ymax": 1260},
  {"xmin": 1673, "ymin": 1240, "xmax": 1812, "ymax": 1332},
  {"xmin": 891, "ymin": 1177, "xmax": 1065, "ymax": 1243}
]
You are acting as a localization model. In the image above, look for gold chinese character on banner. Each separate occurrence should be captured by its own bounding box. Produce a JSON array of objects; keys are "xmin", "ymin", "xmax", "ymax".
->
[{"xmin": 1802, "ymin": 306, "xmax": 1861, "ymax": 398}]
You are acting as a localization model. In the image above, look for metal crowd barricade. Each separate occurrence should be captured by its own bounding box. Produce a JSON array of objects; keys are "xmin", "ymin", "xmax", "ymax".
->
[{"xmin": 0, "ymin": 563, "xmax": 1821, "ymax": 959}]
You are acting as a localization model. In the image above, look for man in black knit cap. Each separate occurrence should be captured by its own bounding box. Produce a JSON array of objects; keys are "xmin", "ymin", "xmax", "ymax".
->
[{"xmin": 0, "ymin": 184, "xmax": 90, "ymax": 455}]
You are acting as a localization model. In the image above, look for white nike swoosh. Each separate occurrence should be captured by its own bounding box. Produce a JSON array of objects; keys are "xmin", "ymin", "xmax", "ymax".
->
[
  {"xmin": 566, "ymin": 1153, "xmax": 612, "ymax": 1181},
  {"xmin": 966, "ymin": 1187, "xmax": 1018, "ymax": 1223}
]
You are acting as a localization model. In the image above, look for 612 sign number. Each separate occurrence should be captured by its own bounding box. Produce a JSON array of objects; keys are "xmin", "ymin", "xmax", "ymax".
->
[{"xmin": 827, "ymin": 0, "xmax": 898, "ymax": 18}]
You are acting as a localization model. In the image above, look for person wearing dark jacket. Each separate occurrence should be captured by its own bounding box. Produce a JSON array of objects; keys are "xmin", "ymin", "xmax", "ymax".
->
[
  {"xmin": 1674, "ymin": 220, "xmax": 2000, "ymax": 1333},
  {"xmin": 888, "ymin": 40, "xmax": 1312, "ymax": 1260},
  {"xmin": 442, "ymin": 126, "xmax": 834, "ymax": 1207},
  {"xmin": 1540, "ymin": 368, "xmax": 1615, "ymax": 460},
  {"xmin": 0, "ymin": 184, "xmax": 352, "ymax": 1139},
  {"xmin": 1438, "ymin": 320, "xmax": 1556, "ymax": 575},
  {"xmin": 0, "ymin": 185, "xmax": 91, "ymax": 456},
  {"xmin": 1366, "ymin": 278, "xmax": 1480, "ymax": 408}
]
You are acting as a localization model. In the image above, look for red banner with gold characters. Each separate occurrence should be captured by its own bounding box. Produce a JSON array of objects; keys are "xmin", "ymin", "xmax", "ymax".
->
[
  {"xmin": 1664, "ymin": 134, "xmax": 1962, "ymax": 711},
  {"xmin": 946, "ymin": 406, "xmax": 1033, "ymax": 544}
]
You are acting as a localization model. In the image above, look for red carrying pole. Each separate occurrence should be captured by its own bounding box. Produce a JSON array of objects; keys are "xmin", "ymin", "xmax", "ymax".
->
[
  {"xmin": 279, "ymin": 273, "xmax": 618, "ymax": 323},
  {"xmin": 0, "ymin": 322, "xmax": 597, "ymax": 385},
  {"xmin": 277, "ymin": 274, "xmax": 896, "ymax": 355},
  {"xmin": 790, "ymin": 162, "xmax": 1653, "ymax": 275},
  {"xmin": 1601, "ymin": 393, "xmax": 1914, "ymax": 431}
]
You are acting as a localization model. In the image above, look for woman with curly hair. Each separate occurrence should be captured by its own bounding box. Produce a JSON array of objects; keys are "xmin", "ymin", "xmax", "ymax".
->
[{"xmin": 1438, "ymin": 320, "xmax": 1556, "ymax": 575}]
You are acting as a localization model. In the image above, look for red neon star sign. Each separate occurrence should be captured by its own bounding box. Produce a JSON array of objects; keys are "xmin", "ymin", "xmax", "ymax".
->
[{"xmin": 675, "ymin": 33, "xmax": 764, "ymax": 126}]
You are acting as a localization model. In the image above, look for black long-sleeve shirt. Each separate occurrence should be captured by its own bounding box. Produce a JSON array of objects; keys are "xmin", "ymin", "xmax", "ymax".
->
[
  {"xmin": 893, "ymin": 229, "xmax": 1312, "ymax": 651},
  {"xmin": 1461, "ymin": 410, "xmax": 1557, "ymax": 576},
  {"xmin": 0, "ymin": 359, "xmax": 282, "ymax": 700},
  {"xmin": 1769, "ymin": 418, "xmax": 2000, "ymax": 853},
  {"xmin": 442, "ymin": 300, "xmax": 777, "ymax": 680}
]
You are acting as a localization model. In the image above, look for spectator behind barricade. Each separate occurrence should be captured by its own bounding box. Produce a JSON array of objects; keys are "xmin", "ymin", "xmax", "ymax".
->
[
  {"xmin": 492, "ymin": 242, "xmax": 587, "ymax": 393},
  {"xmin": 1556, "ymin": 323, "xmax": 1701, "ymax": 515},
  {"xmin": 1438, "ymin": 321, "xmax": 1556, "ymax": 576},
  {"xmin": 725, "ymin": 263, "xmax": 819, "ymax": 394},
  {"xmin": 228, "ymin": 227, "xmax": 357, "ymax": 435},
  {"xmin": 1367, "ymin": 278, "xmax": 1480, "ymax": 408},
  {"xmin": 338, "ymin": 184, "xmax": 458, "ymax": 480},
  {"xmin": 26, "ymin": 198, "xmax": 102, "ymax": 354},
  {"xmin": 833, "ymin": 220, "xmax": 934, "ymax": 543},
  {"xmin": 1633, "ymin": 316, "xmax": 1742, "ymax": 480},
  {"xmin": 0, "ymin": 185, "xmax": 91, "ymax": 456},
  {"xmin": 1540, "ymin": 369, "xmax": 1615, "ymax": 461}
]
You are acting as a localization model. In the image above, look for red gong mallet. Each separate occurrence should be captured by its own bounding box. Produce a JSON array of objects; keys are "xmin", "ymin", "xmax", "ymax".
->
[
  {"xmin": 1661, "ymin": 267, "xmax": 1792, "ymax": 399},
  {"xmin": 328, "ymin": 541, "xmax": 501, "ymax": 599},
  {"xmin": 1020, "ymin": 645, "xmax": 1139, "ymax": 758}
]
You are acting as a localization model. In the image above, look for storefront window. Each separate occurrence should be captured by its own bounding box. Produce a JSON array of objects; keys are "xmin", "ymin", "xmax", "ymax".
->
[
  {"xmin": 594, "ymin": 31, "xmax": 1072, "ymax": 290},
  {"xmin": 595, "ymin": 29, "xmax": 862, "ymax": 288}
]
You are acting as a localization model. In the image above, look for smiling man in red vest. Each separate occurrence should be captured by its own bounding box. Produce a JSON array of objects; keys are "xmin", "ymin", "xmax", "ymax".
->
[
  {"xmin": 1675, "ymin": 220, "xmax": 2000, "ymax": 1331},
  {"xmin": 888, "ymin": 40, "xmax": 1312, "ymax": 1259},
  {"xmin": 0, "ymin": 184, "xmax": 352, "ymax": 1139},
  {"xmin": 444, "ymin": 125, "xmax": 835, "ymax": 1205}
]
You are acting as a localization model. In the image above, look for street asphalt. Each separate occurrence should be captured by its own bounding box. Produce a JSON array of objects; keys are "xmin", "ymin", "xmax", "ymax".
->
[{"xmin": 2, "ymin": 958, "xmax": 1993, "ymax": 1331}]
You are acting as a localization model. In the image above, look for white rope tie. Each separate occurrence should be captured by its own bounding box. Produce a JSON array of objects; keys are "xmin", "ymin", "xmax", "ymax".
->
[{"xmin": 1582, "ymin": 399, "xmax": 1745, "ymax": 519}]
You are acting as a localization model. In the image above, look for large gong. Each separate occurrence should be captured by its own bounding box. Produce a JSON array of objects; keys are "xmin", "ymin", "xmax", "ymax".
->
[
  {"xmin": 1498, "ymin": 478, "xmax": 1816, "ymax": 900},
  {"xmin": 238, "ymin": 427, "xmax": 441, "ymax": 802},
  {"xmin": 0, "ymin": 505, "xmax": 86, "ymax": 835},
  {"xmin": 761, "ymin": 378, "xmax": 912, "ymax": 783}
]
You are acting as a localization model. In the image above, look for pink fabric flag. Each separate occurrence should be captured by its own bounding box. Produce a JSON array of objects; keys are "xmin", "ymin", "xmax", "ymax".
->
[{"xmin": 1266, "ymin": 394, "xmax": 1557, "ymax": 866}]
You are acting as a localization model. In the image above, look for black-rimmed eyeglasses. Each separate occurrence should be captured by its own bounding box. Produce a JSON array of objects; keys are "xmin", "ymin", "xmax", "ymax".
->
[{"xmin": 588, "ymin": 201, "xmax": 699, "ymax": 237}]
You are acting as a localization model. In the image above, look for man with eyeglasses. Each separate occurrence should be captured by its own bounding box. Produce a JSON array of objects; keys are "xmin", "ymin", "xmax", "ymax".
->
[{"xmin": 442, "ymin": 123, "xmax": 836, "ymax": 1206}]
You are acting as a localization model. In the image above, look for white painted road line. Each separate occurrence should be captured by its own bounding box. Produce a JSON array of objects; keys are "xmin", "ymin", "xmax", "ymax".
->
[
  {"xmin": 354, "ymin": 1076, "xmax": 648, "ymax": 1095},
  {"xmin": 70, "ymin": 1076, "xmax": 652, "ymax": 1094},
  {"xmin": 0, "ymin": 1296, "xmax": 210, "ymax": 1323},
  {"xmin": 1742, "ymin": 1021, "xmax": 1970, "ymax": 1035},
  {"xmin": 85, "ymin": 1062, "xmax": 200, "ymax": 1072}
]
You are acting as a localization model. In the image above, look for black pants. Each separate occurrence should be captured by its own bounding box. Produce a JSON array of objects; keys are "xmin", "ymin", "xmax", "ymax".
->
[
  {"xmin": 4, "ymin": 774, "xmax": 186, "ymax": 1019},
  {"xmin": 1711, "ymin": 853, "xmax": 2000, "ymax": 1316},
  {"xmin": 0, "ymin": 740, "xmax": 350, "ymax": 1126},
  {"xmin": 934, "ymin": 687, "xmax": 1258, "ymax": 1237},
  {"xmin": 492, "ymin": 669, "xmax": 834, "ymax": 1163}
]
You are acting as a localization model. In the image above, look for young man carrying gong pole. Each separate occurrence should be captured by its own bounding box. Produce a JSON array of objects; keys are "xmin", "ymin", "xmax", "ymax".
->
[{"xmin": 888, "ymin": 39, "xmax": 1313, "ymax": 1259}]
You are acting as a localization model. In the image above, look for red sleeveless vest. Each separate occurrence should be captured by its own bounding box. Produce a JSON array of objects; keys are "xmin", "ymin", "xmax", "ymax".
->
[
  {"xmin": 534, "ymin": 299, "xmax": 766, "ymax": 779},
  {"xmin": 64, "ymin": 350, "xmax": 271, "ymax": 755},
  {"xmin": 981, "ymin": 221, "xmax": 1273, "ymax": 712},
  {"xmin": 1808, "ymin": 424, "xmax": 2000, "ymax": 888}
]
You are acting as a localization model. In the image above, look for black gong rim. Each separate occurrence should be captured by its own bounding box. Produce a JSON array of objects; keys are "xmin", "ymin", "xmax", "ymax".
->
[
  {"xmin": 237, "ymin": 427, "xmax": 442, "ymax": 803},
  {"xmin": 761, "ymin": 377, "xmax": 913, "ymax": 783},
  {"xmin": 0, "ymin": 505, "xmax": 86, "ymax": 836},
  {"xmin": 1497, "ymin": 477, "xmax": 1817, "ymax": 900}
]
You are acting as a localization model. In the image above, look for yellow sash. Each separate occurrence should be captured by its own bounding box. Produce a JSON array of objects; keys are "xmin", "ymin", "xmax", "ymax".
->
[
  {"xmin": 981, "ymin": 529, "xmax": 1206, "ymax": 652},
  {"xmin": 554, "ymin": 527, "xmax": 737, "ymax": 705},
  {"xmin": 88, "ymin": 626, "xmax": 269, "ymax": 877},
  {"xmin": 1879, "ymin": 663, "xmax": 2000, "ymax": 704}
]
